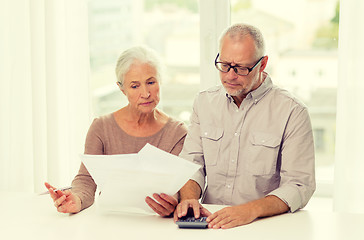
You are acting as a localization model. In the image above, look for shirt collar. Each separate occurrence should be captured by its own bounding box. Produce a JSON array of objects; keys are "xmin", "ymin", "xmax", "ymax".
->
[
  {"xmin": 250, "ymin": 72, "xmax": 272, "ymax": 103},
  {"xmin": 225, "ymin": 72, "xmax": 273, "ymax": 104}
]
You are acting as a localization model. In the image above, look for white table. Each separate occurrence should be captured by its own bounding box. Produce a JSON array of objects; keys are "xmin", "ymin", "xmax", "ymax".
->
[{"xmin": 1, "ymin": 192, "xmax": 363, "ymax": 240}]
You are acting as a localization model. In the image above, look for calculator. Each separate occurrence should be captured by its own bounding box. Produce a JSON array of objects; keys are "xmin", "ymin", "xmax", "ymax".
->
[{"xmin": 176, "ymin": 216, "xmax": 209, "ymax": 229}]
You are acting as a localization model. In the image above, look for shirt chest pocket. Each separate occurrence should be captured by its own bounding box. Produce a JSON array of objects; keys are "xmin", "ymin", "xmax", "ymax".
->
[
  {"xmin": 247, "ymin": 132, "xmax": 281, "ymax": 175},
  {"xmin": 200, "ymin": 125, "xmax": 224, "ymax": 166}
]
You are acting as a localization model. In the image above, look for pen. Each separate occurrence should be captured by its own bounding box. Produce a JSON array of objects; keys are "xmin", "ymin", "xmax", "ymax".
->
[{"xmin": 38, "ymin": 186, "xmax": 72, "ymax": 195}]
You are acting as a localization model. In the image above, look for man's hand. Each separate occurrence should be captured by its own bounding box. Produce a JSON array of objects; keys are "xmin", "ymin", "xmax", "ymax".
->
[
  {"xmin": 206, "ymin": 196, "xmax": 289, "ymax": 229},
  {"xmin": 174, "ymin": 199, "xmax": 211, "ymax": 221},
  {"xmin": 145, "ymin": 193, "xmax": 178, "ymax": 217},
  {"xmin": 206, "ymin": 204, "xmax": 258, "ymax": 229}
]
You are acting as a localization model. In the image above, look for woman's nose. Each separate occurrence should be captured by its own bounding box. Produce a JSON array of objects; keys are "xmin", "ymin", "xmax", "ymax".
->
[{"xmin": 141, "ymin": 86, "xmax": 150, "ymax": 98}]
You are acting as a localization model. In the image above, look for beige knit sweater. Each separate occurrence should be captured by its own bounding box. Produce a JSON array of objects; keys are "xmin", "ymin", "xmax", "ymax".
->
[{"xmin": 71, "ymin": 113, "xmax": 187, "ymax": 210}]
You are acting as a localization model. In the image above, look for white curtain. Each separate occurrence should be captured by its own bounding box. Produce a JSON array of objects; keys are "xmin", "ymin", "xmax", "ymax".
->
[
  {"xmin": 334, "ymin": 0, "xmax": 364, "ymax": 213},
  {"xmin": 0, "ymin": 0, "xmax": 91, "ymax": 193}
]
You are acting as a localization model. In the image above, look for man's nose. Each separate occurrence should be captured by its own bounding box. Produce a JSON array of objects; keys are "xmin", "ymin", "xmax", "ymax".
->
[{"xmin": 226, "ymin": 67, "xmax": 238, "ymax": 78}]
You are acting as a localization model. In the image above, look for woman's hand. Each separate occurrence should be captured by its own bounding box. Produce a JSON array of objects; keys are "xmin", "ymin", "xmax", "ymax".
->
[
  {"xmin": 44, "ymin": 182, "xmax": 81, "ymax": 213},
  {"xmin": 145, "ymin": 193, "xmax": 178, "ymax": 217}
]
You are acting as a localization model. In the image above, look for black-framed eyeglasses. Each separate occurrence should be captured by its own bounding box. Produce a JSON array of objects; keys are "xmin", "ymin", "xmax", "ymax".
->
[{"xmin": 215, "ymin": 53, "xmax": 264, "ymax": 76}]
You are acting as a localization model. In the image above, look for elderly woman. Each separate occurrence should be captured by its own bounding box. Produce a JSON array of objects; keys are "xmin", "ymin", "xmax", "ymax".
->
[{"xmin": 44, "ymin": 46, "xmax": 187, "ymax": 216}]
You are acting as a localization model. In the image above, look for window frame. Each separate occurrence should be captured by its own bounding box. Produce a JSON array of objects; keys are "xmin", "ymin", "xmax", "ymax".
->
[{"xmin": 199, "ymin": 0, "xmax": 230, "ymax": 90}]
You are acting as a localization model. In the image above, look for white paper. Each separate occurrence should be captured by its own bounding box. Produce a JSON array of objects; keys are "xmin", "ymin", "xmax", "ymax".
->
[{"xmin": 80, "ymin": 144, "xmax": 200, "ymax": 214}]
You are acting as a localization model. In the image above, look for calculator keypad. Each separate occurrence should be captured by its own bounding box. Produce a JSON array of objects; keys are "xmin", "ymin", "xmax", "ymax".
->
[{"xmin": 176, "ymin": 217, "xmax": 208, "ymax": 229}]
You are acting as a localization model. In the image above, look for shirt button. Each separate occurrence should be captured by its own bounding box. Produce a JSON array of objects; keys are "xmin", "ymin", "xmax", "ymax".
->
[
  {"xmin": 226, "ymin": 185, "xmax": 231, "ymax": 188},
  {"xmin": 261, "ymin": 140, "xmax": 265, "ymax": 143},
  {"xmin": 234, "ymin": 132, "xmax": 239, "ymax": 136},
  {"xmin": 231, "ymin": 159, "xmax": 235, "ymax": 163},
  {"xmin": 235, "ymin": 109, "xmax": 239, "ymax": 113},
  {"xmin": 204, "ymin": 132, "xmax": 208, "ymax": 136}
]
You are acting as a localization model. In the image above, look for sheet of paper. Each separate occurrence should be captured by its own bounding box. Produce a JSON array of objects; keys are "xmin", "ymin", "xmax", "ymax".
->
[{"xmin": 80, "ymin": 144, "xmax": 200, "ymax": 214}]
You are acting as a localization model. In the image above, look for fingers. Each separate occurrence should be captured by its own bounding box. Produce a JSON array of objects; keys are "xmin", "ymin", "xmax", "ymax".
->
[
  {"xmin": 207, "ymin": 210, "xmax": 228, "ymax": 229},
  {"xmin": 192, "ymin": 202, "xmax": 201, "ymax": 218},
  {"xmin": 57, "ymin": 204, "xmax": 69, "ymax": 213},
  {"xmin": 44, "ymin": 182, "xmax": 58, "ymax": 200},
  {"xmin": 145, "ymin": 196, "xmax": 167, "ymax": 216},
  {"xmin": 48, "ymin": 188, "xmax": 65, "ymax": 201},
  {"xmin": 207, "ymin": 208, "xmax": 229, "ymax": 228},
  {"xmin": 62, "ymin": 189, "xmax": 73, "ymax": 197},
  {"xmin": 54, "ymin": 195, "xmax": 67, "ymax": 208},
  {"xmin": 44, "ymin": 182, "xmax": 66, "ymax": 201},
  {"xmin": 207, "ymin": 211, "xmax": 229, "ymax": 229},
  {"xmin": 220, "ymin": 220, "xmax": 240, "ymax": 229},
  {"xmin": 176, "ymin": 200, "xmax": 187, "ymax": 218},
  {"xmin": 46, "ymin": 182, "xmax": 69, "ymax": 209},
  {"xmin": 173, "ymin": 208, "xmax": 179, "ymax": 222},
  {"xmin": 145, "ymin": 193, "xmax": 177, "ymax": 217},
  {"xmin": 200, "ymin": 206, "xmax": 212, "ymax": 217},
  {"xmin": 152, "ymin": 193, "xmax": 177, "ymax": 208},
  {"xmin": 159, "ymin": 193, "xmax": 178, "ymax": 206},
  {"xmin": 55, "ymin": 197, "xmax": 72, "ymax": 213},
  {"xmin": 45, "ymin": 182, "xmax": 81, "ymax": 214},
  {"xmin": 54, "ymin": 194, "xmax": 81, "ymax": 214},
  {"xmin": 206, "ymin": 206, "xmax": 254, "ymax": 229},
  {"xmin": 176, "ymin": 199, "xmax": 201, "ymax": 219},
  {"xmin": 174, "ymin": 200, "xmax": 210, "ymax": 222},
  {"xmin": 44, "ymin": 182, "xmax": 54, "ymax": 190}
]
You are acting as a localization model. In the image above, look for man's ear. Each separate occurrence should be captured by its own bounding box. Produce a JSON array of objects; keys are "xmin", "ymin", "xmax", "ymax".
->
[{"xmin": 260, "ymin": 56, "xmax": 268, "ymax": 72}]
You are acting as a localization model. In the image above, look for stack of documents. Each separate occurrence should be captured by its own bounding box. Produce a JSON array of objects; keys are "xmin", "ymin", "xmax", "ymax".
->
[{"xmin": 80, "ymin": 144, "xmax": 200, "ymax": 214}]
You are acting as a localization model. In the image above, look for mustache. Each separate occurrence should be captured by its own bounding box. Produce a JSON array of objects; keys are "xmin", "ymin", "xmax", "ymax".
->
[{"xmin": 223, "ymin": 80, "xmax": 241, "ymax": 85}]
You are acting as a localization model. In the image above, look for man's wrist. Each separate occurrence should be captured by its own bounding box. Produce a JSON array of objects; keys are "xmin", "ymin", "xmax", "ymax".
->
[
  {"xmin": 249, "ymin": 195, "xmax": 290, "ymax": 218},
  {"xmin": 179, "ymin": 180, "xmax": 202, "ymax": 202},
  {"xmin": 174, "ymin": 192, "xmax": 180, "ymax": 203},
  {"xmin": 179, "ymin": 196, "xmax": 199, "ymax": 202}
]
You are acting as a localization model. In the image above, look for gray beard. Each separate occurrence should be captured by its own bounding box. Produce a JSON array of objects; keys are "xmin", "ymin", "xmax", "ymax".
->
[{"xmin": 226, "ymin": 88, "xmax": 244, "ymax": 97}]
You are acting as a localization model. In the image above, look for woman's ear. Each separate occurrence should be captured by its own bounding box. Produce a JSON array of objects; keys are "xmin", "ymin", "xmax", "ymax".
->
[{"xmin": 117, "ymin": 82, "xmax": 125, "ymax": 95}]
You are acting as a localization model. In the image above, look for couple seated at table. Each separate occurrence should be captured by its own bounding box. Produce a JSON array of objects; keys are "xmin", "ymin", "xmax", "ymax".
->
[{"xmin": 45, "ymin": 23, "xmax": 315, "ymax": 229}]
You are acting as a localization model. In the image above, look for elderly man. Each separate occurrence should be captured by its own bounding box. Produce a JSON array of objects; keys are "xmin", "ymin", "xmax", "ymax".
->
[{"xmin": 175, "ymin": 23, "xmax": 315, "ymax": 229}]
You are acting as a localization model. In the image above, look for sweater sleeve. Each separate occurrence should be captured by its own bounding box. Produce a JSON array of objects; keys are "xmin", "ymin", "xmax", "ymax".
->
[
  {"xmin": 169, "ymin": 121, "xmax": 187, "ymax": 156},
  {"xmin": 71, "ymin": 118, "xmax": 103, "ymax": 211}
]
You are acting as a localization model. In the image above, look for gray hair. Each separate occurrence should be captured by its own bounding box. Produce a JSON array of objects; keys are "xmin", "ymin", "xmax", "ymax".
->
[
  {"xmin": 115, "ymin": 45, "xmax": 164, "ymax": 87},
  {"xmin": 219, "ymin": 23, "xmax": 266, "ymax": 58}
]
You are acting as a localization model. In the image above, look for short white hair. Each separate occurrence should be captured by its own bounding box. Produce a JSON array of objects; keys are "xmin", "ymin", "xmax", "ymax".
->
[
  {"xmin": 115, "ymin": 45, "xmax": 164, "ymax": 87},
  {"xmin": 219, "ymin": 23, "xmax": 266, "ymax": 58}
]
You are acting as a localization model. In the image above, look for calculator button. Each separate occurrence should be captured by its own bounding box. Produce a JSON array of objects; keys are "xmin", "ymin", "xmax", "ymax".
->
[{"xmin": 176, "ymin": 217, "xmax": 208, "ymax": 229}]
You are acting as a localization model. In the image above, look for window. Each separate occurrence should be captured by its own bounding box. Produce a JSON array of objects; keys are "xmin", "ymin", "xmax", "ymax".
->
[
  {"xmin": 313, "ymin": 128, "xmax": 326, "ymax": 152},
  {"xmin": 87, "ymin": 0, "xmax": 339, "ymax": 197},
  {"xmin": 87, "ymin": 0, "xmax": 200, "ymax": 123},
  {"xmin": 231, "ymin": 0, "xmax": 339, "ymax": 195}
]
